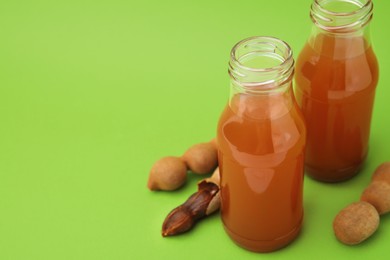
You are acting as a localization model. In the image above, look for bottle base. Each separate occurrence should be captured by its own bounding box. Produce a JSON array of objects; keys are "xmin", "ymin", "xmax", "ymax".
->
[
  {"xmin": 222, "ymin": 219, "xmax": 302, "ymax": 253},
  {"xmin": 305, "ymin": 161, "xmax": 364, "ymax": 183}
]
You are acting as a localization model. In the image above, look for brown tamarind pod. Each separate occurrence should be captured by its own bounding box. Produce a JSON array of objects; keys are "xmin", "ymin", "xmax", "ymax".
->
[
  {"xmin": 333, "ymin": 201, "xmax": 379, "ymax": 245},
  {"xmin": 161, "ymin": 168, "xmax": 221, "ymax": 237},
  {"xmin": 147, "ymin": 156, "xmax": 187, "ymax": 191},
  {"xmin": 182, "ymin": 142, "xmax": 218, "ymax": 174},
  {"xmin": 361, "ymin": 181, "xmax": 390, "ymax": 215},
  {"xmin": 161, "ymin": 181, "xmax": 220, "ymax": 236},
  {"xmin": 372, "ymin": 162, "xmax": 390, "ymax": 185}
]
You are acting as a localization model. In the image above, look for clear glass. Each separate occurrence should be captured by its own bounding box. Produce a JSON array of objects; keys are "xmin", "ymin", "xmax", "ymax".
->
[
  {"xmin": 295, "ymin": 0, "xmax": 379, "ymax": 182},
  {"xmin": 217, "ymin": 36, "xmax": 306, "ymax": 252}
]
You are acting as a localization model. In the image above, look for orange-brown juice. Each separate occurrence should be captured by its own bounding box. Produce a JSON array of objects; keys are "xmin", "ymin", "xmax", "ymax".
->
[
  {"xmin": 295, "ymin": 34, "xmax": 379, "ymax": 182},
  {"xmin": 217, "ymin": 90, "xmax": 306, "ymax": 252}
]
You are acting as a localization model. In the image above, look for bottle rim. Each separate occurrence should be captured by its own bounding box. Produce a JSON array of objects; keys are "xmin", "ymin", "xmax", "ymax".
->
[
  {"xmin": 228, "ymin": 36, "xmax": 294, "ymax": 90},
  {"xmin": 310, "ymin": 0, "xmax": 373, "ymax": 33}
]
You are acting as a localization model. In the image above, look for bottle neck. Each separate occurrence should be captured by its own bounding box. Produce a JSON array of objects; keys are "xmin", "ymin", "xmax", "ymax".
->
[
  {"xmin": 308, "ymin": 0, "xmax": 373, "ymax": 58},
  {"xmin": 310, "ymin": 0, "xmax": 373, "ymax": 34},
  {"xmin": 228, "ymin": 36, "xmax": 295, "ymax": 119},
  {"xmin": 228, "ymin": 36, "xmax": 294, "ymax": 96}
]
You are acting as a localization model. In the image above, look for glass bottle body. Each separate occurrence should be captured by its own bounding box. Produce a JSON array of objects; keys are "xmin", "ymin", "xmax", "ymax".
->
[
  {"xmin": 295, "ymin": 0, "xmax": 379, "ymax": 182},
  {"xmin": 217, "ymin": 37, "xmax": 306, "ymax": 252}
]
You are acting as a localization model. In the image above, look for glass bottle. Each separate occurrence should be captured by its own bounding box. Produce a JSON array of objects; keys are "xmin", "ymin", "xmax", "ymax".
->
[
  {"xmin": 217, "ymin": 36, "xmax": 306, "ymax": 252},
  {"xmin": 295, "ymin": 0, "xmax": 379, "ymax": 182}
]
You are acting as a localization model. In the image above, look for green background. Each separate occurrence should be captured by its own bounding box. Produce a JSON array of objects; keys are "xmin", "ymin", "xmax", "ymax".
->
[{"xmin": 0, "ymin": 0, "xmax": 389, "ymax": 259}]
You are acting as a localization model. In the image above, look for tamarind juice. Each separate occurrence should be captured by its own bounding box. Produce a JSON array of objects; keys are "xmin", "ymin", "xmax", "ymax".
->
[
  {"xmin": 217, "ymin": 91, "xmax": 306, "ymax": 252},
  {"xmin": 295, "ymin": 34, "xmax": 379, "ymax": 182}
]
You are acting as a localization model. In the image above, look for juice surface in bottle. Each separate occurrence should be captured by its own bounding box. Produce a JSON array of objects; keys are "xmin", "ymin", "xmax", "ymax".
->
[
  {"xmin": 295, "ymin": 0, "xmax": 379, "ymax": 182},
  {"xmin": 217, "ymin": 36, "xmax": 306, "ymax": 252}
]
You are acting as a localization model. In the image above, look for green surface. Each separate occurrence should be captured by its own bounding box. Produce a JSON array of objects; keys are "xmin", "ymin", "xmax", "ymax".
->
[{"xmin": 0, "ymin": 0, "xmax": 389, "ymax": 259}]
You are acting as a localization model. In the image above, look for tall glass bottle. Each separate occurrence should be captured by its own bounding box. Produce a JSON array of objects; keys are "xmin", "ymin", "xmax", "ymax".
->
[
  {"xmin": 295, "ymin": 0, "xmax": 379, "ymax": 182},
  {"xmin": 217, "ymin": 36, "xmax": 306, "ymax": 252}
]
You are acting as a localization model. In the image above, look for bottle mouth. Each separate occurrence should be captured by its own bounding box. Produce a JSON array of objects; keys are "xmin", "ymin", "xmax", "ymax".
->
[
  {"xmin": 310, "ymin": 0, "xmax": 373, "ymax": 33},
  {"xmin": 228, "ymin": 36, "xmax": 294, "ymax": 91}
]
